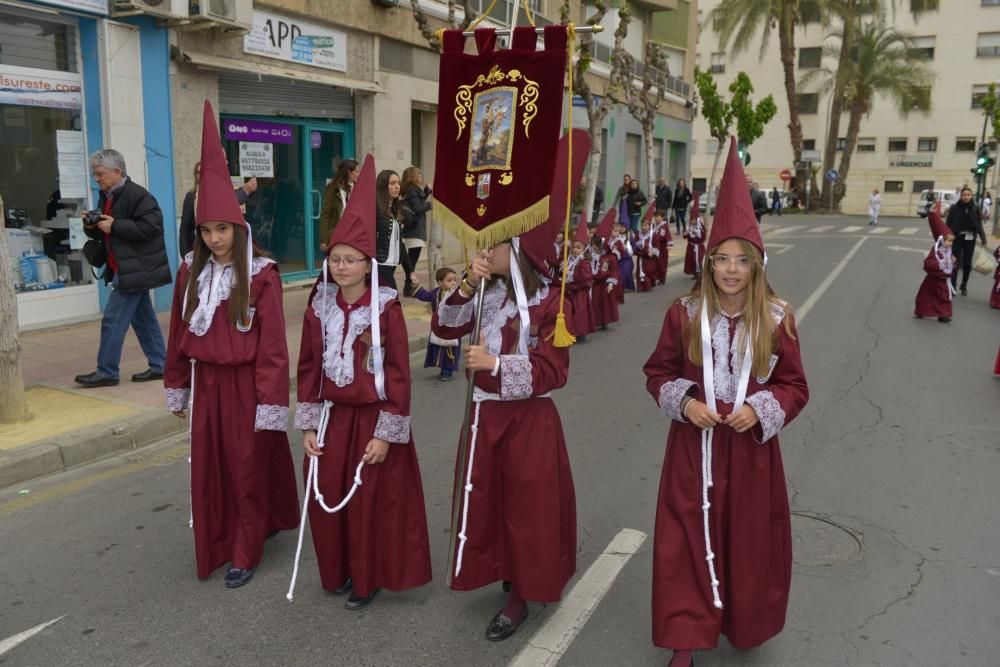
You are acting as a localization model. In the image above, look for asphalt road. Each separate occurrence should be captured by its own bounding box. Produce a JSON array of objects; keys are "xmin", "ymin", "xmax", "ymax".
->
[{"xmin": 2, "ymin": 215, "xmax": 998, "ymax": 666}]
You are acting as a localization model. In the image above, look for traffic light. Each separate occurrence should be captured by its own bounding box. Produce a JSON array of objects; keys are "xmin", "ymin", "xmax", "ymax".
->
[
  {"xmin": 737, "ymin": 141, "xmax": 751, "ymax": 166},
  {"xmin": 975, "ymin": 143, "xmax": 994, "ymax": 175}
]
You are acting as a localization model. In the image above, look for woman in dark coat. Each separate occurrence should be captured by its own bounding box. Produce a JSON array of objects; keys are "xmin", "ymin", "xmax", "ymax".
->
[
  {"xmin": 625, "ymin": 179, "xmax": 648, "ymax": 234},
  {"xmin": 945, "ymin": 187, "xmax": 988, "ymax": 296},
  {"xmin": 672, "ymin": 179, "xmax": 692, "ymax": 235},
  {"xmin": 400, "ymin": 166, "xmax": 433, "ymax": 296}
]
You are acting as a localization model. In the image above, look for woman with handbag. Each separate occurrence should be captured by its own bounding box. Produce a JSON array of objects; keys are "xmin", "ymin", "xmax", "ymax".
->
[
  {"xmin": 400, "ymin": 167, "xmax": 433, "ymax": 297},
  {"xmin": 946, "ymin": 187, "xmax": 988, "ymax": 296}
]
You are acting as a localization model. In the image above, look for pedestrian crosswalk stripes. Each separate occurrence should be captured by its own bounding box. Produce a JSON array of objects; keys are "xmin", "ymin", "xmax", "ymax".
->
[
  {"xmin": 770, "ymin": 226, "xmax": 804, "ymax": 234},
  {"xmin": 759, "ymin": 224, "xmax": 930, "ymax": 237},
  {"xmin": 808, "ymin": 226, "xmax": 834, "ymax": 232},
  {"xmin": 898, "ymin": 228, "xmax": 919, "ymax": 235},
  {"xmin": 841, "ymin": 226, "xmax": 863, "ymax": 232},
  {"xmin": 868, "ymin": 227, "xmax": 890, "ymax": 234}
]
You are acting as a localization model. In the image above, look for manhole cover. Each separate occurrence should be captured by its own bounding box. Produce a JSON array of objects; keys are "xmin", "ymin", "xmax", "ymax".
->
[{"xmin": 792, "ymin": 512, "xmax": 863, "ymax": 566}]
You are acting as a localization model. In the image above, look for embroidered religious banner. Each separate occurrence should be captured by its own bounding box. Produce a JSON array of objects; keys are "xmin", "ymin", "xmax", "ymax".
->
[{"xmin": 433, "ymin": 25, "xmax": 568, "ymax": 248}]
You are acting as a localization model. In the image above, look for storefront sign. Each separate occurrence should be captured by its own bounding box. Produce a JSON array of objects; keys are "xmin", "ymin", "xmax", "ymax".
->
[
  {"xmin": 224, "ymin": 118, "xmax": 294, "ymax": 144},
  {"xmin": 0, "ymin": 65, "xmax": 83, "ymax": 110},
  {"xmin": 243, "ymin": 11, "xmax": 348, "ymax": 72},
  {"xmin": 239, "ymin": 142, "xmax": 274, "ymax": 178},
  {"xmin": 888, "ymin": 153, "xmax": 933, "ymax": 168},
  {"xmin": 34, "ymin": 0, "xmax": 107, "ymax": 15}
]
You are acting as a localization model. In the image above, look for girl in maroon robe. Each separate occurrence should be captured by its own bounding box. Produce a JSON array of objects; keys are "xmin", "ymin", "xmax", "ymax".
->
[
  {"xmin": 635, "ymin": 219, "xmax": 661, "ymax": 292},
  {"xmin": 684, "ymin": 201, "xmax": 707, "ymax": 280},
  {"xmin": 914, "ymin": 211, "xmax": 955, "ymax": 323},
  {"xmin": 590, "ymin": 236, "xmax": 620, "ymax": 329},
  {"xmin": 643, "ymin": 140, "xmax": 809, "ymax": 666},
  {"xmin": 565, "ymin": 224, "xmax": 596, "ymax": 340},
  {"xmin": 990, "ymin": 246, "xmax": 1000, "ymax": 310},
  {"xmin": 164, "ymin": 101, "xmax": 299, "ymax": 587},
  {"xmin": 292, "ymin": 156, "xmax": 431, "ymax": 610},
  {"xmin": 652, "ymin": 210, "xmax": 673, "ymax": 285}
]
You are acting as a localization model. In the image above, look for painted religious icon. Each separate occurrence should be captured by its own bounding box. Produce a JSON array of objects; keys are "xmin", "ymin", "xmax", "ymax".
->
[{"xmin": 467, "ymin": 87, "xmax": 516, "ymax": 172}]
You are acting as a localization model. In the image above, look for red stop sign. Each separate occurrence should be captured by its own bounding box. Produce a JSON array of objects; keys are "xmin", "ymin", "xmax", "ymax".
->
[{"xmin": 779, "ymin": 169, "xmax": 792, "ymax": 181}]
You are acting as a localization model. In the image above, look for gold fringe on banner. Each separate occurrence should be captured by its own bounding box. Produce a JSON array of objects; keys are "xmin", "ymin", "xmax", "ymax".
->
[{"xmin": 433, "ymin": 196, "xmax": 552, "ymax": 250}]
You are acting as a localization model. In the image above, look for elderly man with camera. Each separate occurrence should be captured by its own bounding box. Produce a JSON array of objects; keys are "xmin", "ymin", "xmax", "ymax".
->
[{"xmin": 74, "ymin": 149, "xmax": 171, "ymax": 388}]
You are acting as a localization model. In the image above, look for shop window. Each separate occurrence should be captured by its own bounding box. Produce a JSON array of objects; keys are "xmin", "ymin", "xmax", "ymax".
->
[
  {"xmin": 798, "ymin": 47, "xmax": 822, "ymax": 69},
  {"xmin": 888, "ymin": 137, "xmax": 908, "ymax": 151},
  {"xmin": 0, "ymin": 9, "xmax": 93, "ymax": 295},
  {"xmin": 913, "ymin": 180, "xmax": 934, "ymax": 193},
  {"xmin": 976, "ymin": 32, "xmax": 1000, "ymax": 57},
  {"xmin": 857, "ymin": 137, "xmax": 876, "ymax": 152},
  {"xmin": 884, "ymin": 181, "xmax": 904, "ymax": 193},
  {"xmin": 955, "ymin": 137, "xmax": 977, "ymax": 152},
  {"xmin": 917, "ymin": 137, "xmax": 937, "ymax": 152},
  {"xmin": 798, "ymin": 93, "xmax": 819, "ymax": 114}
]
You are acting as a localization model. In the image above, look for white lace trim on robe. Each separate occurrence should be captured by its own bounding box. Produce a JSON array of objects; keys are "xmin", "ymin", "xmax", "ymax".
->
[
  {"xmin": 183, "ymin": 253, "xmax": 274, "ymax": 337},
  {"xmin": 255, "ymin": 404, "xmax": 288, "ymax": 431},
  {"xmin": 436, "ymin": 285, "xmax": 476, "ymax": 328},
  {"xmin": 294, "ymin": 401, "xmax": 323, "ymax": 431},
  {"xmin": 658, "ymin": 379, "xmax": 698, "ymax": 422},
  {"xmin": 312, "ymin": 283, "xmax": 396, "ymax": 387},
  {"xmin": 746, "ymin": 390, "xmax": 786, "ymax": 442},
  {"xmin": 166, "ymin": 387, "xmax": 189, "ymax": 412},
  {"xmin": 374, "ymin": 411, "xmax": 411, "ymax": 444}
]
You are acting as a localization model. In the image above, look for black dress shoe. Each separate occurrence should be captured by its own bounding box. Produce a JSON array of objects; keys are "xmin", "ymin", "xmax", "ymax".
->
[
  {"xmin": 345, "ymin": 588, "xmax": 380, "ymax": 610},
  {"xmin": 74, "ymin": 372, "xmax": 119, "ymax": 388},
  {"xmin": 502, "ymin": 580, "xmax": 512, "ymax": 593},
  {"xmin": 131, "ymin": 368, "xmax": 163, "ymax": 382},
  {"xmin": 938, "ymin": 316, "xmax": 952, "ymax": 323},
  {"xmin": 334, "ymin": 577, "xmax": 353, "ymax": 595},
  {"xmin": 960, "ymin": 288, "xmax": 968, "ymax": 296},
  {"xmin": 224, "ymin": 567, "xmax": 255, "ymax": 588},
  {"xmin": 485, "ymin": 605, "xmax": 528, "ymax": 641}
]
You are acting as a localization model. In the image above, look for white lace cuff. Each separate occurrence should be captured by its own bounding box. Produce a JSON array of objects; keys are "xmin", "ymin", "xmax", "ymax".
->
[
  {"xmin": 374, "ymin": 411, "xmax": 411, "ymax": 444},
  {"xmin": 166, "ymin": 388, "xmax": 189, "ymax": 412},
  {"xmin": 436, "ymin": 286, "xmax": 475, "ymax": 328},
  {"xmin": 658, "ymin": 379, "xmax": 698, "ymax": 422},
  {"xmin": 746, "ymin": 390, "xmax": 786, "ymax": 443},
  {"xmin": 255, "ymin": 404, "xmax": 288, "ymax": 431},
  {"xmin": 294, "ymin": 402, "xmax": 323, "ymax": 431},
  {"xmin": 607, "ymin": 278, "xmax": 619, "ymax": 286},
  {"xmin": 499, "ymin": 355, "xmax": 534, "ymax": 401}
]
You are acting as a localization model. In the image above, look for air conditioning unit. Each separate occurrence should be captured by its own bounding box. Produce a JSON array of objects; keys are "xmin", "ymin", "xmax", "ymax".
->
[
  {"xmin": 189, "ymin": 0, "xmax": 252, "ymax": 30},
  {"xmin": 113, "ymin": 0, "xmax": 187, "ymax": 18}
]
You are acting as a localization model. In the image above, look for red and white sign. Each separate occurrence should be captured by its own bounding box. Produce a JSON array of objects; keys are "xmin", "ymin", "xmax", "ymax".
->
[
  {"xmin": 779, "ymin": 169, "xmax": 792, "ymax": 181},
  {"xmin": 0, "ymin": 65, "xmax": 83, "ymax": 110}
]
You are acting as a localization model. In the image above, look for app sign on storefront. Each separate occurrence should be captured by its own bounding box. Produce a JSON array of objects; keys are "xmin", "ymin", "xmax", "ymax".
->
[{"xmin": 243, "ymin": 10, "xmax": 348, "ymax": 72}]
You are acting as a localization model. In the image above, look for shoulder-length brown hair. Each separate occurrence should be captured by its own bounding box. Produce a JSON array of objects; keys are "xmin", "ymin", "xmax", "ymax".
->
[
  {"xmin": 400, "ymin": 166, "xmax": 421, "ymax": 195},
  {"xmin": 376, "ymin": 169, "xmax": 400, "ymax": 219},
  {"xmin": 331, "ymin": 158, "xmax": 358, "ymax": 193},
  {"xmin": 686, "ymin": 239, "xmax": 794, "ymax": 378},
  {"xmin": 183, "ymin": 225, "xmax": 263, "ymax": 328}
]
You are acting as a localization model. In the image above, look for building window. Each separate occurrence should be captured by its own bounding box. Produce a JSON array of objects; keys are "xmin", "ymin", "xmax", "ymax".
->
[
  {"xmin": 971, "ymin": 84, "xmax": 1000, "ymax": 108},
  {"xmin": 802, "ymin": 139, "xmax": 816, "ymax": 150},
  {"xmin": 977, "ymin": 32, "xmax": 1000, "ymax": 57},
  {"xmin": 710, "ymin": 52, "xmax": 725, "ymax": 74},
  {"xmin": 955, "ymin": 137, "xmax": 977, "ymax": 152},
  {"xmin": 983, "ymin": 0, "xmax": 1000, "ymax": 6},
  {"xmin": 802, "ymin": 5, "xmax": 822, "ymax": 22},
  {"xmin": 912, "ymin": 180, "xmax": 935, "ymax": 193},
  {"xmin": 884, "ymin": 181, "xmax": 905, "ymax": 193},
  {"xmin": 798, "ymin": 93, "xmax": 819, "ymax": 114},
  {"xmin": 902, "ymin": 86, "xmax": 931, "ymax": 111},
  {"xmin": 857, "ymin": 137, "xmax": 876, "ymax": 152},
  {"xmin": 910, "ymin": 0, "xmax": 939, "ymax": 10},
  {"xmin": 798, "ymin": 47, "xmax": 822, "ymax": 69},
  {"xmin": 379, "ymin": 38, "xmax": 438, "ymax": 80},
  {"xmin": 908, "ymin": 36, "xmax": 935, "ymax": 60},
  {"xmin": 836, "ymin": 137, "xmax": 847, "ymax": 151},
  {"xmin": 692, "ymin": 177, "xmax": 707, "ymax": 192},
  {"xmin": 888, "ymin": 137, "xmax": 908, "ymax": 152},
  {"xmin": 917, "ymin": 137, "xmax": 937, "ymax": 152}
]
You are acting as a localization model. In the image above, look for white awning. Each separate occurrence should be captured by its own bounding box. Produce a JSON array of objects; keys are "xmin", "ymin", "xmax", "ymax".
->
[{"xmin": 177, "ymin": 50, "xmax": 382, "ymax": 94}]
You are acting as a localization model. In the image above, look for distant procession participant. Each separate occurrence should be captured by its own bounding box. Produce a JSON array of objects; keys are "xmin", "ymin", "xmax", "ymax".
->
[
  {"xmin": 868, "ymin": 188, "xmax": 881, "ymax": 226},
  {"xmin": 611, "ymin": 218, "xmax": 636, "ymax": 297},
  {"xmin": 564, "ymin": 221, "xmax": 596, "ymax": 341},
  {"xmin": 293, "ymin": 156, "xmax": 432, "ymax": 610},
  {"xmin": 635, "ymin": 217, "xmax": 660, "ymax": 293},
  {"xmin": 164, "ymin": 101, "xmax": 299, "ymax": 587},
  {"xmin": 643, "ymin": 139, "xmax": 809, "ymax": 666},
  {"xmin": 412, "ymin": 267, "xmax": 463, "ymax": 381},
  {"xmin": 991, "ymin": 245, "xmax": 1000, "ymax": 310},
  {"xmin": 590, "ymin": 208, "xmax": 620, "ymax": 330},
  {"xmin": 683, "ymin": 195, "xmax": 706, "ymax": 282},
  {"xmin": 914, "ymin": 211, "xmax": 956, "ymax": 323},
  {"xmin": 652, "ymin": 208, "xmax": 674, "ymax": 285}
]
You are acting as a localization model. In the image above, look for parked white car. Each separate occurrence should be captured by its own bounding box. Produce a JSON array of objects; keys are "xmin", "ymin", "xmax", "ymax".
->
[{"xmin": 916, "ymin": 189, "xmax": 956, "ymax": 218}]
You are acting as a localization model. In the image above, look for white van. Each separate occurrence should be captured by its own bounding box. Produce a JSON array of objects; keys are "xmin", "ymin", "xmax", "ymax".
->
[{"xmin": 916, "ymin": 189, "xmax": 956, "ymax": 218}]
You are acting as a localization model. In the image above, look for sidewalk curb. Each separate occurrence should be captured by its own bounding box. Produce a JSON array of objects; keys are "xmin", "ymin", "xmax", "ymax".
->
[{"xmin": 1, "ymin": 331, "xmax": 432, "ymax": 492}]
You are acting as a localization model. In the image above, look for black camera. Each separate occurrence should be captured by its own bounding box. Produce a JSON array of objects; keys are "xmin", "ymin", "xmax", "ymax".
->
[{"xmin": 82, "ymin": 210, "xmax": 103, "ymax": 226}]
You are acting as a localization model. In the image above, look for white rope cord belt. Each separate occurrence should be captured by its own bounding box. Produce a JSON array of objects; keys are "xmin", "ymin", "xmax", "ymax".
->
[
  {"xmin": 698, "ymin": 300, "xmax": 753, "ymax": 610},
  {"xmin": 286, "ymin": 400, "xmax": 366, "ymax": 601},
  {"xmin": 188, "ymin": 359, "xmax": 196, "ymax": 529}
]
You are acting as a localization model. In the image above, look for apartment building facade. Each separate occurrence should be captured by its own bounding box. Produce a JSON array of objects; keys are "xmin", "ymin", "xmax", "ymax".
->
[{"xmin": 691, "ymin": 0, "xmax": 1000, "ymax": 216}]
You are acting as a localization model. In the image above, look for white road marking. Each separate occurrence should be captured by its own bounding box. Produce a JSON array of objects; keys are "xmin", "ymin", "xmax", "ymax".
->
[
  {"xmin": 868, "ymin": 227, "xmax": 890, "ymax": 234},
  {"xmin": 509, "ymin": 528, "xmax": 647, "ymax": 667},
  {"xmin": 796, "ymin": 236, "xmax": 868, "ymax": 324},
  {"xmin": 808, "ymin": 225, "xmax": 834, "ymax": 233},
  {"xmin": 887, "ymin": 245, "xmax": 927, "ymax": 254},
  {"xmin": 898, "ymin": 227, "xmax": 919, "ymax": 235},
  {"xmin": 0, "ymin": 616, "xmax": 65, "ymax": 657},
  {"xmin": 767, "ymin": 243, "xmax": 796, "ymax": 255},
  {"xmin": 841, "ymin": 226, "xmax": 863, "ymax": 233},
  {"xmin": 769, "ymin": 225, "xmax": 804, "ymax": 235}
]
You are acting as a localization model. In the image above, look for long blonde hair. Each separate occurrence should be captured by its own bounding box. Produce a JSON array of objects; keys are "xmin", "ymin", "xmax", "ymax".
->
[{"xmin": 687, "ymin": 239, "xmax": 794, "ymax": 378}]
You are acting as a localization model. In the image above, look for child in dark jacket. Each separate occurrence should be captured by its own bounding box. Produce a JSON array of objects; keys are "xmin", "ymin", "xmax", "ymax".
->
[{"xmin": 413, "ymin": 267, "xmax": 462, "ymax": 381}]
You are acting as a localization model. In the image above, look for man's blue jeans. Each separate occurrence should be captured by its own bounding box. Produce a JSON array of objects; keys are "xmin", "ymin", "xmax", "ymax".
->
[{"xmin": 96, "ymin": 275, "xmax": 166, "ymax": 379}]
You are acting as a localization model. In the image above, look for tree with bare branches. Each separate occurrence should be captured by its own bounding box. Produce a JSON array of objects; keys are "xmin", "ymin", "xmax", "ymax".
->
[
  {"xmin": 409, "ymin": 0, "xmax": 481, "ymax": 49},
  {"xmin": 0, "ymin": 195, "xmax": 28, "ymax": 424}
]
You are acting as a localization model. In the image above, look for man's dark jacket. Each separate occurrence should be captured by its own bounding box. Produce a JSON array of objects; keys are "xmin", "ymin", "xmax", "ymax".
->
[{"xmin": 86, "ymin": 177, "xmax": 171, "ymax": 293}]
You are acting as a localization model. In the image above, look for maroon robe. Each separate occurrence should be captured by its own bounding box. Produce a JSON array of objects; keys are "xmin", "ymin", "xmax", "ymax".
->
[
  {"xmin": 914, "ymin": 246, "xmax": 953, "ymax": 319},
  {"xmin": 565, "ymin": 255, "xmax": 596, "ymax": 337},
  {"xmin": 591, "ymin": 252, "xmax": 620, "ymax": 327},
  {"xmin": 991, "ymin": 247, "xmax": 1000, "ymax": 310},
  {"xmin": 294, "ymin": 284, "xmax": 432, "ymax": 598},
  {"xmin": 164, "ymin": 256, "xmax": 300, "ymax": 579},
  {"xmin": 643, "ymin": 296, "xmax": 809, "ymax": 650},
  {"xmin": 994, "ymin": 346, "xmax": 1000, "ymax": 376},
  {"xmin": 636, "ymin": 233, "xmax": 659, "ymax": 292},
  {"xmin": 653, "ymin": 223, "xmax": 672, "ymax": 284},
  {"xmin": 432, "ymin": 280, "xmax": 576, "ymax": 603},
  {"xmin": 684, "ymin": 221, "xmax": 707, "ymax": 276},
  {"xmin": 611, "ymin": 236, "xmax": 630, "ymax": 303}
]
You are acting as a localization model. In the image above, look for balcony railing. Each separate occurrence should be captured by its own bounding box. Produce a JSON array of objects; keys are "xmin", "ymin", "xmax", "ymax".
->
[{"xmin": 587, "ymin": 42, "xmax": 691, "ymax": 99}]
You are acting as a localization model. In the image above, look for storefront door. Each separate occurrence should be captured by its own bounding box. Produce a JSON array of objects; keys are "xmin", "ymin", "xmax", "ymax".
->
[{"xmin": 221, "ymin": 116, "xmax": 353, "ymax": 281}]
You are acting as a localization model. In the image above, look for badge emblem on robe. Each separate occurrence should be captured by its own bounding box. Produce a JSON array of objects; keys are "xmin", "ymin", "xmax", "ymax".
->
[
  {"xmin": 236, "ymin": 306, "xmax": 256, "ymax": 333},
  {"xmin": 756, "ymin": 354, "xmax": 779, "ymax": 384}
]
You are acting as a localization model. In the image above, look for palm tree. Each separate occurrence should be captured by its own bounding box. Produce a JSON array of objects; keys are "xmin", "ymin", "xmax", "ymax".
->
[
  {"xmin": 710, "ymin": 0, "xmax": 828, "ymax": 208},
  {"xmin": 802, "ymin": 18, "xmax": 934, "ymax": 207}
]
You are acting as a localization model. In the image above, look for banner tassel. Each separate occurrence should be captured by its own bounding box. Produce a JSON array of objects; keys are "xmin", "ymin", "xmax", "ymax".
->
[{"xmin": 553, "ymin": 23, "xmax": 577, "ymax": 349}]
